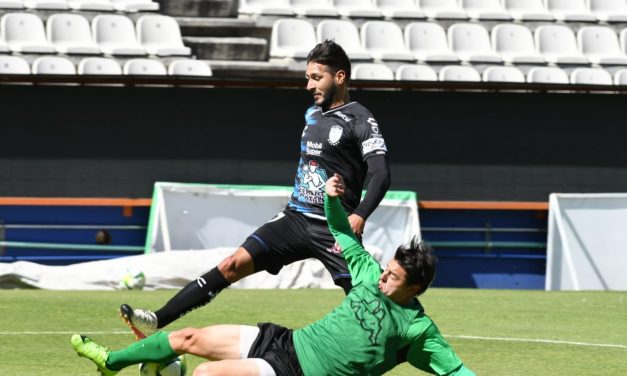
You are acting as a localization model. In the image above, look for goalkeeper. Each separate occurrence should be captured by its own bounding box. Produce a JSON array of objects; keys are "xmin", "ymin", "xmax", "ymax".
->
[{"xmin": 72, "ymin": 174, "xmax": 475, "ymax": 376}]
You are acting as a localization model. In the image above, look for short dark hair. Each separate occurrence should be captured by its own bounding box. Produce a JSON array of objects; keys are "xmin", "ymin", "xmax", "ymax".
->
[
  {"xmin": 306, "ymin": 40, "xmax": 351, "ymax": 80},
  {"xmin": 394, "ymin": 237, "xmax": 436, "ymax": 296}
]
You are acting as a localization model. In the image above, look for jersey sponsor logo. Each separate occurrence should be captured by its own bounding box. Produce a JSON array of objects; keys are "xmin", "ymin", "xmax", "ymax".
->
[
  {"xmin": 328, "ymin": 125, "xmax": 343, "ymax": 146},
  {"xmin": 350, "ymin": 298, "xmax": 386, "ymax": 345},
  {"xmin": 267, "ymin": 212, "xmax": 285, "ymax": 223},
  {"xmin": 362, "ymin": 137, "xmax": 388, "ymax": 154},
  {"xmin": 367, "ymin": 118, "xmax": 380, "ymax": 134},
  {"xmin": 298, "ymin": 160, "xmax": 328, "ymax": 204},
  {"xmin": 306, "ymin": 141, "xmax": 323, "ymax": 156},
  {"xmin": 335, "ymin": 111, "xmax": 352, "ymax": 123}
]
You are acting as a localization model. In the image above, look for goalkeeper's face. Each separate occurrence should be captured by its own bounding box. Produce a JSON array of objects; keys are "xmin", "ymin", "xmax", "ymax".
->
[
  {"xmin": 305, "ymin": 62, "xmax": 344, "ymax": 111},
  {"xmin": 378, "ymin": 259, "xmax": 420, "ymax": 305}
]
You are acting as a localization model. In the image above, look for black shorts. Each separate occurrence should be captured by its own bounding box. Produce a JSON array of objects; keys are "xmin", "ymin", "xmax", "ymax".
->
[
  {"xmin": 241, "ymin": 208, "xmax": 352, "ymax": 293},
  {"xmin": 248, "ymin": 322, "xmax": 304, "ymax": 376}
]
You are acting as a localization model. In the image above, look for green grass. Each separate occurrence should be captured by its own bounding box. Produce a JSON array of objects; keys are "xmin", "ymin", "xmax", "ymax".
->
[{"xmin": 0, "ymin": 288, "xmax": 626, "ymax": 375}]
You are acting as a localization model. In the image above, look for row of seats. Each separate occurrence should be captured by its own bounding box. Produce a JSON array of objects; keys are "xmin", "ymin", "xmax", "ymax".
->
[
  {"xmin": 0, "ymin": 55, "xmax": 212, "ymax": 75},
  {"xmin": 241, "ymin": 0, "xmax": 627, "ymax": 22},
  {"xmin": 271, "ymin": 19, "xmax": 627, "ymax": 65},
  {"xmin": 0, "ymin": 0, "xmax": 158, "ymax": 12},
  {"xmin": 353, "ymin": 63, "xmax": 627, "ymax": 85},
  {"xmin": 0, "ymin": 13, "xmax": 190, "ymax": 56}
]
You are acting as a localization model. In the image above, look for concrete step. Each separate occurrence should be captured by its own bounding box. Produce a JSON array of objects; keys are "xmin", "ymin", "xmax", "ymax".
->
[
  {"xmin": 183, "ymin": 36, "xmax": 268, "ymax": 61},
  {"xmin": 158, "ymin": 0, "xmax": 237, "ymax": 18}
]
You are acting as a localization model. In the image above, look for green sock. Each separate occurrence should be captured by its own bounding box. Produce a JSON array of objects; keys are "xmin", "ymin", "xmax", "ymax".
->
[{"xmin": 106, "ymin": 331, "xmax": 178, "ymax": 370}]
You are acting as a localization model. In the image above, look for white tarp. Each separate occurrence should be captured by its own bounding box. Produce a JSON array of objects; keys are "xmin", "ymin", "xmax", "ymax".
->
[{"xmin": 546, "ymin": 193, "xmax": 627, "ymax": 291}]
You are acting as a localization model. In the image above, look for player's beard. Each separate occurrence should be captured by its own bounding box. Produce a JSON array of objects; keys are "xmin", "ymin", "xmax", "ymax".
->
[{"xmin": 317, "ymin": 83, "xmax": 337, "ymax": 112}]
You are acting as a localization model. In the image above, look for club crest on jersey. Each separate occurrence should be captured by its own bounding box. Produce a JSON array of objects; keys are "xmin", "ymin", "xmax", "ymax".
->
[{"xmin": 328, "ymin": 125, "xmax": 343, "ymax": 146}]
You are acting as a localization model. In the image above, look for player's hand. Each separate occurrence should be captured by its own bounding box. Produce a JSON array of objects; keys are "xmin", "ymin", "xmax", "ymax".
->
[
  {"xmin": 348, "ymin": 214, "xmax": 365, "ymax": 237},
  {"xmin": 326, "ymin": 174, "xmax": 345, "ymax": 198}
]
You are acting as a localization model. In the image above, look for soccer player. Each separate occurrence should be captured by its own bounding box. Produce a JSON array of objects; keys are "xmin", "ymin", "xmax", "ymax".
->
[
  {"xmin": 71, "ymin": 175, "xmax": 475, "ymax": 376},
  {"xmin": 119, "ymin": 40, "xmax": 391, "ymax": 339}
]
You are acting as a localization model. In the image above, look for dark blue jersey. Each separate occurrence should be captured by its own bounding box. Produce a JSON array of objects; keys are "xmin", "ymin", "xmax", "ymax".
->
[{"xmin": 288, "ymin": 102, "xmax": 388, "ymax": 217}]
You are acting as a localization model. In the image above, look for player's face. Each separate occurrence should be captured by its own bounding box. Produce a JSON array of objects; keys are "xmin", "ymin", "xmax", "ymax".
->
[
  {"xmin": 306, "ymin": 62, "xmax": 340, "ymax": 111},
  {"xmin": 378, "ymin": 259, "xmax": 420, "ymax": 305}
]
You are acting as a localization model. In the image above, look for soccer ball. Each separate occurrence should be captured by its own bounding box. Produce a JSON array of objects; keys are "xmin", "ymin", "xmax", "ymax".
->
[
  {"xmin": 119, "ymin": 268, "xmax": 146, "ymax": 290},
  {"xmin": 139, "ymin": 355, "xmax": 187, "ymax": 376}
]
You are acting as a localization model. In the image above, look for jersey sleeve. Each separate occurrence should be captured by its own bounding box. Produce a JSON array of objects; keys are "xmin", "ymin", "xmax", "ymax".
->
[
  {"xmin": 324, "ymin": 193, "xmax": 382, "ymax": 285},
  {"xmin": 405, "ymin": 322, "xmax": 472, "ymax": 376},
  {"xmin": 352, "ymin": 109, "xmax": 388, "ymax": 160}
]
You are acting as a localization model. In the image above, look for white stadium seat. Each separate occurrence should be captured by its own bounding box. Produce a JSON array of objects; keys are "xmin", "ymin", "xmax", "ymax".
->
[
  {"xmin": 614, "ymin": 69, "xmax": 627, "ymax": 85},
  {"xmin": 47, "ymin": 14, "xmax": 100, "ymax": 55},
  {"xmin": 136, "ymin": 15, "xmax": 191, "ymax": 56},
  {"xmin": 316, "ymin": 20, "xmax": 371, "ymax": 60},
  {"xmin": 460, "ymin": 0, "xmax": 511, "ymax": 20},
  {"xmin": 23, "ymin": 0, "xmax": 68, "ymax": 10},
  {"xmin": 482, "ymin": 66, "xmax": 525, "ymax": 82},
  {"xmin": 361, "ymin": 21, "xmax": 414, "ymax": 61},
  {"xmin": 375, "ymin": 0, "xmax": 426, "ymax": 19},
  {"xmin": 621, "ymin": 28, "xmax": 627, "ymax": 55},
  {"xmin": 588, "ymin": 0, "xmax": 627, "ymax": 22},
  {"xmin": 332, "ymin": 0, "xmax": 381, "ymax": 18},
  {"xmin": 535, "ymin": 25, "xmax": 588, "ymax": 64},
  {"xmin": 395, "ymin": 64, "xmax": 437, "ymax": 81},
  {"xmin": 78, "ymin": 57, "xmax": 122, "ymax": 75},
  {"xmin": 92, "ymin": 15, "xmax": 145, "ymax": 55},
  {"xmin": 492, "ymin": 24, "xmax": 544, "ymax": 64},
  {"xmin": 32, "ymin": 56, "xmax": 76, "ymax": 74},
  {"xmin": 0, "ymin": 0, "xmax": 23, "ymax": 9},
  {"xmin": 168, "ymin": 59, "xmax": 213, "ymax": 76},
  {"xmin": 352, "ymin": 63, "xmax": 394, "ymax": 80},
  {"xmin": 503, "ymin": 0, "xmax": 554, "ymax": 21},
  {"xmin": 270, "ymin": 19, "xmax": 316, "ymax": 59},
  {"xmin": 418, "ymin": 0, "xmax": 468, "ymax": 19},
  {"xmin": 239, "ymin": 0, "xmax": 293, "ymax": 15},
  {"xmin": 545, "ymin": 0, "xmax": 596, "ymax": 21},
  {"xmin": 438, "ymin": 65, "xmax": 481, "ymax": 82},
  {"xmin": 0, "ymin": 13, "xmax": 55, "ymax": 53},
  {"xmin": 0, "ymin": 39, "xmax": 9, "ymax": 52},
  {"xmin": 448, "ymin": 23, "xmax": 502, "ymax": 63},
  {"xmin": 290, "ymin": 0, "xmax": 338, "ymax": 17},
  {"xmin": 404, "ymin": 22, "xmax": 459, "ymax": 62},
  {"xmin": 111, "ymin": 0, "xmax": 158, "ymax": 12},
  {"xmin": 578, "ymin": 26, "xmax": 627, "ymax": 65},
  {"xmin": 0, "ymin": 55, "xmax": 30, "ymax": 74},
  {"xmin": 123, "ymin": 58, "xmax": 167, "ymax": 75},
  {"xmin": 526, "ymin": 66, "xmax": 569, "ymax": 84},
  {"xmin": 67, "ymin": 0, "xmax": 114, "ymax": 11},
  {"xmin": 570, "ymin": 67, "xmax": 613, "ymax": 85}
]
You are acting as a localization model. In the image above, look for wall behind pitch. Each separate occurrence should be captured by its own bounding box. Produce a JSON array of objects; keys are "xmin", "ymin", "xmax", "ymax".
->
[{"xmin": 1, "ymin": 85, "xmax": 626, "ymax": 200}]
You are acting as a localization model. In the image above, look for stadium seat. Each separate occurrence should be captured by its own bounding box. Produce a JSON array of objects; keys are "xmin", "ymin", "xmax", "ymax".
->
[
  {"xmin": 404, "ymin": 22, "xmax": 458, "ymax": 62},
  {"xmin": 0, "ymin": 55, "xmax": 30, "ymax": 74},
  {"xmin": 0, "ymin": 13, "xmax": 55, "ymax": 53},
  {"xmin": 92, "ymin": 15, "xmax": 145, "ymax": 55},
  {"xmin": 460, "ymin": 0, "xmax": 511, "ymax": 20},
  {"xmin": 31, "ymin": 56, "xmax": 76, "ymax": 74},
  {"xmin": 77, "ymin": 57, "xmax": 122, "ymax": 75},
  {"xmin": 621, "ymin": 28, "xmax": 627, "ymax": 55},
  {"xmin": 588, "ymin": 0, "xmax": 627, "ymax": 22},
  {"xmin": 352, "ymin": 63, "xmax": 394, "ymax": 80},
  {"xmin": 491, "ymin": 24, "xmax": 545, "ymax": 64},
  {"xmin": 270, "ymin": 19, "xmax": 316, "ymax": 59},
  {"xmin": 290, "ymin": 0, "xmax": 337, "ymax": 16},
  {"xmin": 395, "ymin": 64, "xmax": 437, "ymax": 81},
  {"xmin": 123, "ymin": 58, "xmax": 167, "ymax": 75},
  {"xmin": 438, "ymin": 65, "xmax": 481, "ymax": 82},
  {"xmin": 332, "ymin": 0, "xmax": 381, "ymax": 18},
  {"xmin": 482, "ymin": 66, "xmax": 525, "ymax": 82},
  {"xmin": 0, "ymin": 40, "xmax": 8, "ymax": 52},
  {"xmin": 526, "ymin": 66, "xmax": 569, "ymax": 83},
  {"xmin": 47, "ymin": 14, "xmax": 100, "ymax": 55},
  {"xmin": 503, "ymin": 0, "xmax": 554, "ymax": 21},
  {"xmin": 418, "ymin": 0, "xmax": 468, "ymax": 19},
  {"xmin": 375, "ymin": 0, "xmax": 426, "ymax": 19},
  {"xmin": 578, "ymin": 26, "xmax": 627, "ymax": 65},
  {"xmin": 570, "ymin": 67, "xmax": 613, "ymax": 85},
  {"xmin": 239, "ymin": 0, "xmax": 293, "ymax": 15},
  {"xmin": 316, "ymin": 20, "xmax": 371, "ymax": 60},
  {"xmin": 448, "ymin": 23, "xmax": 502, "ymax": 63},
  {"xmin": 67, "ymin": 0, "xmax": 114, "ymax": 11},
  {"xmin": 23, "ymin": 0, "xmax": 68, "ymax": 10},
  {"xmin": 535, "ymin": 25, "xmax": 588, "ymax": 64},
  {"xmin": 168, "ymin": 59, "xmax": 213, "ymax": 76},
  {"xmin": 544, "ymin": 0, "xmax": 596, "ymax": 22},
  {"xmin": 0, "ymin": 0, "xmax": 23, "ymax": 9},
  {"xmin": 614, "ymin": 69, "xmax": 627, "ymax": 85},
  {"xmin": 136, "ymin": 15, "xmax": 191, "ymax": 56},
  {"xmin": 111, "ymin": 0, "xmax": 158, "ymax": 12},
  {"xmin": 361, "ymin": 21, "xmax": 414, "ymax": 61}
]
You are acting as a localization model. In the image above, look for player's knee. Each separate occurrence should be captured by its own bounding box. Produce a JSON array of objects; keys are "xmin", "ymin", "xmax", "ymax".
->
[
  {"xmin": 218, "ymin": 254, "xmax": 250, "ymax": 281},
  {"xmin": 170, "ymin": 327, "xmax": 200, "ymax": 353}
]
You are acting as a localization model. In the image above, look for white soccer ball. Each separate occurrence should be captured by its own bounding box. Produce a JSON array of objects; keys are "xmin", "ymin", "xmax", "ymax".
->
[
  {"xmin": 139, "ymin": 355, "xmax": 187, "ymax": 376},
  {"xmin": 119, "ymin": 268, "xmax": 146, "ymax": 290}
]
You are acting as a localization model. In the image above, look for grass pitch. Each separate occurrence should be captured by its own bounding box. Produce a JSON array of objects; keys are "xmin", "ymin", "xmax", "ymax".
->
[{"xmin": 0, "ymin": 288, "xmax": 625, "ymax": 375}]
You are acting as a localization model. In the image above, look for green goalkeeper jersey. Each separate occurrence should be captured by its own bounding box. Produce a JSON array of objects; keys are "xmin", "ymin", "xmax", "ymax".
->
[{"xmin": 292, "ymin": 194, "xmax": 473, "ymax": 376}]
